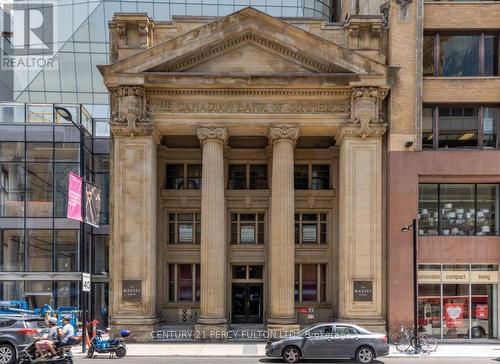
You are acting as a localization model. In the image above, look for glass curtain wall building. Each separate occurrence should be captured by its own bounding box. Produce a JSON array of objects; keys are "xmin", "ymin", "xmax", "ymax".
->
[
  {"xmin": 0, "ymin": 103, "xmax": 110, "ymax": 326},
  {"xmin": 1, "ymin": 0, "xmax": 334, "ymax": 105}
]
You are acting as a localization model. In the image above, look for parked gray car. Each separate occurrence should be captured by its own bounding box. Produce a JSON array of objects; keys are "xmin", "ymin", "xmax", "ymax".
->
[
  {"xmin": 265, "ymin": 323, "xmax": 389, "ymax": 363},
  {"xmin": 0, "ymin": 315, "xmax": 46, "ymax": 364}
]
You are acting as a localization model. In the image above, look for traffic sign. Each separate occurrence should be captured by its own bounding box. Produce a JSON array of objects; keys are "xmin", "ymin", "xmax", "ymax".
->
[{"xmin": 82, "ymin": 273, "xmax": 91, "ymax": 292}]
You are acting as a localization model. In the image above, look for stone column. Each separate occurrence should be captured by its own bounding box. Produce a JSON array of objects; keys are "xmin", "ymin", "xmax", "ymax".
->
[
  {"xmin": 109, "ymin": 86, "xmax": 159, "ymax": 342},
  {"xmin": 267, "ymin": 126, "xmax": 300, "ymax": 335},
  {"xmin": 337, "ymin": 87, "xmax": 387, "ymax": 333},
  {"xmin": 195, "ymin": 127, "xmax": 228, "ymax": 340}
]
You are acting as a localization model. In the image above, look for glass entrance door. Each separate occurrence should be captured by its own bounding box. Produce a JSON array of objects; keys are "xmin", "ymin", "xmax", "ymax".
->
[{"xmin": 232, "ymin": 283, "xmax": 263, "ymax": 324}]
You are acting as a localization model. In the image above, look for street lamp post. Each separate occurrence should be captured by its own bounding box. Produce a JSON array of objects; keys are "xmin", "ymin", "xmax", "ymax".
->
[{"xmin": 401, "ymin": 218, "xmax": 419, "ymax": 352}]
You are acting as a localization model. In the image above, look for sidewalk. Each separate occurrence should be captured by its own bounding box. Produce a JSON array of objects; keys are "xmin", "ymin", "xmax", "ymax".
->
[{"xmin": 76, "ymin": 343, "xmax": 500, "ymax": 358}]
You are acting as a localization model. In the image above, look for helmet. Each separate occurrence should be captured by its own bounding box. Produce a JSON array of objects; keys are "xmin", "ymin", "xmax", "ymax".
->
[{"xmin": 48, "ymin": 317, "xmax": 58, "ymax": 325}]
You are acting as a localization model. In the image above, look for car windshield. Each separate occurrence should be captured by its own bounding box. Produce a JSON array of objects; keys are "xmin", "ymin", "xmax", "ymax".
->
[{"xmin": 26, "ymin": 319, "xmax": 47, "ymax": 329}]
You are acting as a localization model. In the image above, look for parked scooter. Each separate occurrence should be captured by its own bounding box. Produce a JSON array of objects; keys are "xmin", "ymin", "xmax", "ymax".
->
[
  {"xmin": 17, "ymin": 337, "xmax": 81, "ymax": 364},
  {"xmin": 86, "ymin": 328, "xmax": 130, "ymax": 358}
]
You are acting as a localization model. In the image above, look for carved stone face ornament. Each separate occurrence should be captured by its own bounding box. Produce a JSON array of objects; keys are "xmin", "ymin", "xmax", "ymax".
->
[
  {"xmin": 111, "ymin": 86, "xmax": 151, "ymax": 137},
  {"xmin": 348, "ymin": 87, "xmax": 388, "ymax": 139}
]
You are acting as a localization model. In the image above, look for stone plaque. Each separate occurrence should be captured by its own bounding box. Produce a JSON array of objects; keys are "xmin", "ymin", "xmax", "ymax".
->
[
  {"xmin": 122, "ymin": 280, "xmax": 142, "ymax": 303},
  {"xmin": 353, "ymin": 281, "xmax": 373, "ymax": 302}
]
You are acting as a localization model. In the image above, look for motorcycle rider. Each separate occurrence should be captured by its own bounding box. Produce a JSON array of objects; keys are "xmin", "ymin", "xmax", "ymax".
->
[
  {"xmin": 59, "ymin": 316, "xmax": 76, "ymax": 346},
  {"xmin": 34, "ymin": 317, "xmax": 58, "ymax": 356}
]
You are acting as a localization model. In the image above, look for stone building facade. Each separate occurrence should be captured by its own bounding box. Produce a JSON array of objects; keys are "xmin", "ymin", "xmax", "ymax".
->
[{"xmin": 100, "ymin": 1, "xmax": 500, "ymax": 341}]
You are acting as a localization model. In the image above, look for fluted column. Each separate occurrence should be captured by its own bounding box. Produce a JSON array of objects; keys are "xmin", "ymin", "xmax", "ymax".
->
[
  {"xmin": 195, "ymin": 127, "xmax": 228, "ymax": 339},
  {"xmin": 267, "ymin": 126, "xmax": 300, "ymax": 333}
]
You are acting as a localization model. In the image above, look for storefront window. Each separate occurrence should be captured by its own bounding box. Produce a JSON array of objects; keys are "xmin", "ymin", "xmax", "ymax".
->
[
  {"xmin": 443, "ymin": 284, "xmax": 470, "ymax": 339},
  {"xmin": 0, "ymin": 230, "xmax": 24, "ymax": 271},
  {"xmin": 419, "ymin": 184, "xmax": 499, "ymax": 236},
  {"xmin": 418, "ymin": 284, "xmax": 441, "ymax": 338},
  {"xmin": 418, "ymin": 265, "xmax": 499, "ymax": 339}
]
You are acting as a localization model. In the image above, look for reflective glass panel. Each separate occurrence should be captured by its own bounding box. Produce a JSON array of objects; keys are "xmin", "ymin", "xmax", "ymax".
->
[
  {"xmin": 0, "ymin": 229, "xmax": 24, "ymax": 271},
  {"xmin": 438, "ymin": 107, "xmax": 478, "ymax": 149},
  {"xmin": 301, "ymin": 264, "xmax": 318, "ymax": 302},
  {"xmin": 476, "ymin": 184, "xmax": 498, "ymax": 236},
  {"xmin": 440, "ymin": 184, "xmax": 475, "ymax": 236},
  {"xmin": 422, "ymin": 107, "xmax": 434, "ymax": 149},
  {"xmin": 418, "ymin": 284, "xmax": 441, "ymax": 338},
  {"xmin": 483, "ymin": 107, "xmax": 499, "ymax": 148},
  {"xmin": 27, "ymin": 230, "xmax": 53, "ymax": 271},
  {"xmin": 419, "ymin": 184, "xmax": 439, "ymax": 236},
  {"xmin": 26, "ymin": 163, "xmax": 53, "ymax": 217},
  {"xmin": 0, "ymin": 163, "xmax": 25, "ymax": 217},
  {"xmin": 55, "ymin": 230, "xmax": 79, "ymax": 272},
  {"xmin": 439, "ymin": 35, "xmax": 480, "ymax": 76}
]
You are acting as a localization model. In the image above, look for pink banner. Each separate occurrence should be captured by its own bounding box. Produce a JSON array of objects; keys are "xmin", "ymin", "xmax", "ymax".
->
[{"xmin": 67, "ymin": 172, "xmax": 83, "ymax": 222}]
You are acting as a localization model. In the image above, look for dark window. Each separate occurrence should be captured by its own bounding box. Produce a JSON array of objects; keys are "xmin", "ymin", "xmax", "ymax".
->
[
  {"xmin": 228, "ymin": 165, "xmax": 246, "ymax": 189},
  {"xmin": 55, "ymin": 230, "xmax": 79, "ymax": 272},
  {"xmin": 438, "ymin": 107, "xmax": 478, "ymax": 149},
  {"xmin": 249, "ymin": 165, "xmax": 267, "ymax": 189},
  {"xmin": 165, "ymin": 164, "xmax": 184, "ymax": 189},
  {"xmin": 232, "ymin": 265, "xmax": 246, "ymax": 279},
  {"xmin": 248, "ymin": 265, "xmax": 263, "ymax": 279},
  {"xmin": 294, "ymin": 165, "xmax": 308, "ymax": 189},
  {"xmin": 187, "ymin": 165, "xmax": 202, "ymax": 190},
  {"xmin": 0, "ymin": 230, "xmax": 24, "ymax": 271},
  {"xmin": 295, "ymin": 213, "xmax": 328, "ymax": 244},
  {"xmin": 425, "ymin": 33, "xmax": 499, "ymax": 77},
  {"xmin": 295, "ymin": 264, "xmax": 327, "ymax": 303},
  {"xmin": 167, "ymin": 213, "xmax": 201, "ymax": 244},
  {"xmin": 167, "ymin": 263, "xmax": 200, "ymax": 303},
  {"xmin": 422, "ymin": 106, "xmax": 499, "ymax": 150},
  {"xmin": 311, "ymin": 165, "xmax": 330, "ymax": 190},
  {"xmin": 230, "ymin": 213, "xmax": 265, "ymax": 244}
]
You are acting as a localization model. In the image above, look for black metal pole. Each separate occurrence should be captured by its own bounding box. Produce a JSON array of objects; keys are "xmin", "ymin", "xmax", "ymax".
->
[{"xmin": 412, "ymin": 218, "xmax": 419, "ymax": 351}]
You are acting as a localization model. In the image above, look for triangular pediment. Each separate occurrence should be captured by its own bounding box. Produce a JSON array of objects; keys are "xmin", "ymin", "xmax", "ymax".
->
[{"xmin": 103, "ymin": 7, "xmax": 388, "ymax": 77}]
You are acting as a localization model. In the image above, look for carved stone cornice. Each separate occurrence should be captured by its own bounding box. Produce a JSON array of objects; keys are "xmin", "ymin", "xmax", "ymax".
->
[
  {"xmin": 197, "ymin": 127, "xmax": 228, "ymax": 145},
  {"xmin": 110, "ymin": 86, "xmax": 159, "ymax": 141},
  {"xmin": 268, "ymin": 126, "xmax": 299, "ymax": 145},
  {"xmin": 336, "ymin": 124, "xmax": 387, "ymax": 144}
]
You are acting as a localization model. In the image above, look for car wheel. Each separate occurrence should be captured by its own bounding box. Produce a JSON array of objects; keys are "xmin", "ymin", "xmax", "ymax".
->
[
  {"xmin": 282, "ymin": 346, "xmax": 301, "ymax": 363},
  {"xmin": 356, "ymin": 346, "xmax": 375, "ymax": 364},
  {"xmin": 115, "ymin": 346, "xmax": 127, "ymax": 358},
  {"xmin": 0, "ymin": 344, "xmax": 15, "ymax": 364}
]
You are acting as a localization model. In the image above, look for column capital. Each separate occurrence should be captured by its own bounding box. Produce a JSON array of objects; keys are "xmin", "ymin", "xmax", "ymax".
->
[
  {"xmin": 197, "ymin": 127, "xmax": 228, "ymax": 145},
  {"xmin": 268, "ymin": 126, "xmax": 299, "ymax": 145}
]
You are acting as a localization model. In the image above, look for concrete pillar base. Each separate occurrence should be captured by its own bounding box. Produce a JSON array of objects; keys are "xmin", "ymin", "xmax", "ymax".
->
[
  {"xmin": 266, "ymin": 324, "xmax": 300, "ymax": 338},
  {"xmin": 337, "ymin": 317, "xmax": 387, "ymax": 334},
  {"xmin": 110, "ymin": 316, "xmax": 158, "ymax": 342},
  {"xmin": 194, "ymin": 323, "xmax": 229, "ymax": 342}
]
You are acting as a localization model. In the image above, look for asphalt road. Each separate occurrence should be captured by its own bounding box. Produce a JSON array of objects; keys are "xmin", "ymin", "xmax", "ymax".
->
[{"xmin": 75, "ymin": 357, "xmax": 500, "ymax": 364}]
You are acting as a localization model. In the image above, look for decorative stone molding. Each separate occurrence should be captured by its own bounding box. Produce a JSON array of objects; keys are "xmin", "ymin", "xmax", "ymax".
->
[
  {"xmin": 147, "ymin": 89, "xmax": 351, "ymax": 97},
  {"xmin": 336, "ymin": 87, "xmax": 389, "ymax": 142},
  {"xmin": 110, "ymin": 86, "xmax": 159, "ymax": 140},
  {"xmin": 268, "ymin": 126, "xmax": 299, "ymax": 145},
  {"xmin": 395, "ymin": 0, "xmax": 413, "ymax": 22},
  {"xmin": 109, "ymin": 14, "xmax": 154, "ymax": 62},
  {"xmin": 196, "ymin": 127, "xmax": 228, "ymax": 145},
  {"xmin": 148, "ymin": 99, "xmax": 350, "ymax": 114},
  {"xmin": 155, "ymin": 32, "xmax": 339, "ymax": 73},
  {"xmin": 344, "ymin": 16, "xmax": 385, "ymax": 52}
]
